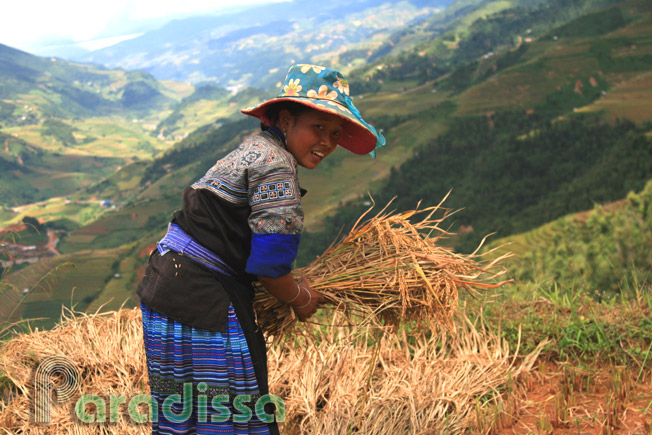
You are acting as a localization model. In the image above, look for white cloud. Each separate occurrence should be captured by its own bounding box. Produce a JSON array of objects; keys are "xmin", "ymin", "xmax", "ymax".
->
[
  {"xmin": 1, "ymin": 0, "xmax": 285, "ymax": 53},
  {"xmin": 127, "ymin": 0, "xmax": 231, "ymax": 20},
  {"xmin": 3, "ymin": 1, "xmax": 120, "ymax": 49}
]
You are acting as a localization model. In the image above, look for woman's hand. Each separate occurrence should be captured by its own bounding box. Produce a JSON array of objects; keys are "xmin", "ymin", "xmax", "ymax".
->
[
  {"xmin": 291, "ymin": 277, "xmax": 325, "ymax": 322},
  {"xmin": 257, "ymin": 274, "xmax": 325, "ymax": 322}
]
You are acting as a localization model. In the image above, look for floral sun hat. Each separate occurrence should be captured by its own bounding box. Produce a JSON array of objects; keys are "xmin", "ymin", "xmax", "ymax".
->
[{"xmin": 242, "ymin": 64, "xmax": 386, "ymax": 156}]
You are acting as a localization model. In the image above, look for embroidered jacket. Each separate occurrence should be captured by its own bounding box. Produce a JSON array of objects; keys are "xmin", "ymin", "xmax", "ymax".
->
[
  {"xmin": 137, "ymin": 129, "xmax": 303, "ymax": 332},
  {"xmin": 175, "ymin": 129, "xmax": 303, "ymax": 278}
]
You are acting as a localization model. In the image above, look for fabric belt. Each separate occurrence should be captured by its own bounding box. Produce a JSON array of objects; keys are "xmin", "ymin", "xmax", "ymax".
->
[{"xmin": 157, "ymin": 223, "xmax": 236, "ymax": 277}]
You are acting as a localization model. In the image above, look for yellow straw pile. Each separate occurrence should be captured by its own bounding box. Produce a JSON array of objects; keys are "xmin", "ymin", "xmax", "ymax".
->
[
  {"xmin": 254, "ymin": 195, "xmax": 512, "ymax": 337},
  {"xmin": 0, "ymin": 307, "xmax": 544, "ymax": 434}
]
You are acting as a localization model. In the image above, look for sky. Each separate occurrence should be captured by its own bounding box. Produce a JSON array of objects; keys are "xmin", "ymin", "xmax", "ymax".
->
[{"xmin": 1, "ymin": 0, "xmax": 283, "ymax": 54}]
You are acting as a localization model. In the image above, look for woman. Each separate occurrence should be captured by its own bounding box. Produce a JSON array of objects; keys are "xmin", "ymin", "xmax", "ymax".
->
[{"xmin": 137, "ymin": 64, "xmax": 385, "ymax": 434}]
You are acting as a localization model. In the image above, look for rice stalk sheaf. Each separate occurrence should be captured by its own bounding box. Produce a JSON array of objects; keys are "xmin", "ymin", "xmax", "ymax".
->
[{"xmin": 254, "ymin": 193, "xmax": 513, "ymax": 338}]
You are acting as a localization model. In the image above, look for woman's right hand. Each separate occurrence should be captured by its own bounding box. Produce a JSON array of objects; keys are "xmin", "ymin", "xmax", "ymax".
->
[{"xmin": 291, "ymin": 277, "xmax": 325, "ymax": 322}]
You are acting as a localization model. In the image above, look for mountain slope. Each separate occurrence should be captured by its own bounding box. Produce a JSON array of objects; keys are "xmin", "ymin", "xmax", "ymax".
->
[
  {"xmin": 297, "ymin": 0, "xmax": 652, "ymax": 260},
  {"xmin": 0, "ymin": 44, "xmax": 175, "ymax": 121},
  {"xmin": 0, "ymin": 131, "xmax": 124, "ymax": 207},
  {"xmin": 487, "ymin": 179, "xmax": 652, "ymax": 297},
  {"xmin": 0, "ymin": 45, "xmax": 251, "ymax": 208}
]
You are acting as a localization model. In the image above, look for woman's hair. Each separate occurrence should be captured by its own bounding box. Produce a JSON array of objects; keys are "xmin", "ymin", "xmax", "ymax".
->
[{"xmin": 262, "ymin": 101, "xmax": 311, "ymax": 131}]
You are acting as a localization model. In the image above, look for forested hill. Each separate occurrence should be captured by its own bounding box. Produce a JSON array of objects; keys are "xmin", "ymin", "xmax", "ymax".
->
[{"xmin": 298, "ymin": 113, "xmax": 652, "ymax": 263}]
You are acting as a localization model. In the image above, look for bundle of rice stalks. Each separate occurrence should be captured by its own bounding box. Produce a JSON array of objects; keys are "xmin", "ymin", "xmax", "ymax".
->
[{"xmin": 254, "ymin": 194, "xmax": 512, "ymax": 337}]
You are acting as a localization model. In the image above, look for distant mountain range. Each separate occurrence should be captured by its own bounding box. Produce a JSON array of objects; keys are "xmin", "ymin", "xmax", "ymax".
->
[
  {"xmin": 77, "ymin": 0, "xmax": 454, "ymax": 87},
  {"xmin": 0, "ymin": 43, "xmax": 183, "ymax": 207}
]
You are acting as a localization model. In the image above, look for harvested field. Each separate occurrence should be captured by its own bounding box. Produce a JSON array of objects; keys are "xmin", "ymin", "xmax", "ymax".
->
[{"xmin": 0, "ymin": 307, "xmax": 543, "ymax": 434}]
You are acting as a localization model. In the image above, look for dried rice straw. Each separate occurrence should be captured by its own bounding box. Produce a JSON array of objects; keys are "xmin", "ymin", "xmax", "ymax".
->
[
  {"xmin": 254, "ymin": 193, "xmax": 513, "ymax": 337},
  {"xmin": 0, "ymin": 305, "xmax": 545, "ymax": 434}
]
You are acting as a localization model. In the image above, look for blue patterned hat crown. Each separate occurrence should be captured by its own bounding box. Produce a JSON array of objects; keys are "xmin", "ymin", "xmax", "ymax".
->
[{"xmin": 242, "ymin": 64, "xmax": 385, "ymax": 156}]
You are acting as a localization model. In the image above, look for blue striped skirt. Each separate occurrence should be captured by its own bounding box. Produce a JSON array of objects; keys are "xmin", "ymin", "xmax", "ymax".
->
[{"xmin": 140, "ymin": 303, "xmax": 272, "ymax": 434}]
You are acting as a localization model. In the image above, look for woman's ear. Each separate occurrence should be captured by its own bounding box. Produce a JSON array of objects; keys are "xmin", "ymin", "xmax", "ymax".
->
[{"xmin": 278, "ymin": 109, "xmax": 292, "ymax": 132}]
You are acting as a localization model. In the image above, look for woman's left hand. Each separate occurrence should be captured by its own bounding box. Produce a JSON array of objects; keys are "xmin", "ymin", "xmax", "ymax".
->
[{"xmin": 291, "ymin": 277, "xmax": 325, "ymax": 322}]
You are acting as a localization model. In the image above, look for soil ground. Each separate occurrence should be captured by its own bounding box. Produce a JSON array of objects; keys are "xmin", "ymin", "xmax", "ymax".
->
[{"xmin": 499, "ymin": 360, "xmax": 652, "ymax": 434}]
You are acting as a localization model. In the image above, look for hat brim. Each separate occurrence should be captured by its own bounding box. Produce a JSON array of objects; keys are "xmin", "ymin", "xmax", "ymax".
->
[{"xmin": 241, "ymin": 96, "xmax": 376, "ymax": 155}]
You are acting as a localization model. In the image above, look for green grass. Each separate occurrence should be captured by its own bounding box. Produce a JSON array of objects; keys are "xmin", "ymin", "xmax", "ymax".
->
[
  {"xmin": 476, "ymin": 178, "xmax": 652, "ymax": 366},
  {"xmin": 472, "ymin": 283, "xmax": 652, "ymax": 368}
]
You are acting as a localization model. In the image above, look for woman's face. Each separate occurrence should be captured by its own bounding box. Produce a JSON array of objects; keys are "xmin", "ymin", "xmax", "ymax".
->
[{"xmin": 279, "ymin": 108, "xmax": 345, "ymax": 169}]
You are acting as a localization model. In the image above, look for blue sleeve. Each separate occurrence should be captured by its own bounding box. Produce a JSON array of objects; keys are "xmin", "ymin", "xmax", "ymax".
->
[{"xmin": 245, "ymin": 232, "xmax": 301, "ymax": 278}]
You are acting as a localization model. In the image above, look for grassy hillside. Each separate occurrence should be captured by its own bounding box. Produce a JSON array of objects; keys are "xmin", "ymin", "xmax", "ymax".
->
[
  {"xmin": 487, "ymin": 179, "xmax": 652, "ymax": 298},
  {"xmin": 152, "ymin": 85, "xmax": 267, "ymax": 141},
  {"xmin": 350, "ymin": 0, "xmax": 651, "ymax": 118},
  {"xmin": 346, "ymin": 0, "xmax": 625, "ymax": 89},
  {"xmin": 0, "ymin": 46, "xmax": 285, "ymax": 212},
  {"xmin": 454, "ymin": 4, "xmax": 652, "ymax": 116},
  {"xmin": 297, "ymin": 112, "xmax": 652, "ymax": 263},
  {"xmin": 327, "ymin": 0, "xmax": 652, "ymax": 207},
  {"xmin": 0, "ymin": 131, "xmax": 124, "ymax": 207},
  {"xmin": 295, "ymin": 0, "xmax": 652, "ymax": 262}
]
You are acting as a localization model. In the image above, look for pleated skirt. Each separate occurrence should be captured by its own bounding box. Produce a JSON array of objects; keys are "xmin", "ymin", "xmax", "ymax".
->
[{"xmin": 140, "ymin": 303, "xmax": 271, "ymax": 435}]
